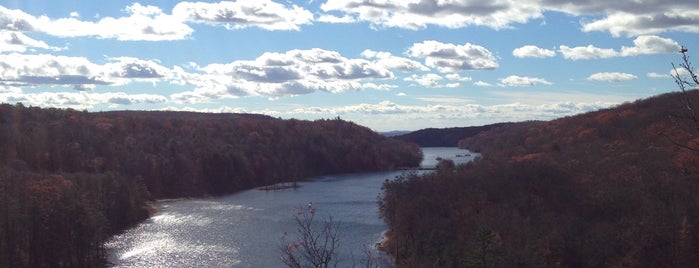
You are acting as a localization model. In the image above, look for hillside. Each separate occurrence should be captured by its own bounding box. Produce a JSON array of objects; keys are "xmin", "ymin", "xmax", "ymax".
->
[
  {"xmin": 392, "ymin": 123, "xmax": 511, "ymax": 147},
  {"xmin": 0, "ymin": 104, "xmax": 422, "ymax": 267},
  {"xmin": 379, "ymin": 90, "xmax": 699, "ymax": 267}
]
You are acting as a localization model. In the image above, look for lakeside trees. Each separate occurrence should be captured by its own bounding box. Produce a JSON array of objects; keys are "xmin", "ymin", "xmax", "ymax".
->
[
  {"xmin": 0, "ymin": 106, "xmax": 422, "ymax": 267},
  {"xmin": 379, "ymin": 89, "xmax": 699, "ymax": 266}
]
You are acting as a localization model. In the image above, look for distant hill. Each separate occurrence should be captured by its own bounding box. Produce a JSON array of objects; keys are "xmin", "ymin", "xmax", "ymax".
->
[
  {"xmin": 380, "ymin": 89, "xmax": 699, "ymax": 266},
  {"xmin": 380, "ymin": 130, "xmax": 411, "ymax": 137},
  {"xmin": 392, "ymin": 123, "xmax": 512, "ymax": 147}
]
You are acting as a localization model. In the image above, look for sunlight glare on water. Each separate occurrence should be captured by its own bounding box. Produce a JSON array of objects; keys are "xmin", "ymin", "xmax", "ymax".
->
[{"xmin": 105, "ymin": 147, "xmax": 475, "ymax": 267}]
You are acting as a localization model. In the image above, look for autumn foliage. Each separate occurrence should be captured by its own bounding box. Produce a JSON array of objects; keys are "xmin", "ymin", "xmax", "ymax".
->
[
  {"xmin": 0, "ymin": 105, "xmax": 422, "ymax": 267},
  {"xmin": 380, "ymin": 90, "xmax": 699, "ymax": 266}
]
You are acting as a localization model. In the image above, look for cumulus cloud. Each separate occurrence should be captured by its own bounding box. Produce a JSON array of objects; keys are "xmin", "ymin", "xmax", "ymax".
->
[
  {"xmin": 0, "ymin": 1, "xmax": 315, "ymax": 42},
  {"xmin": 559, "ymin": 45, "xmax": 619, "ymax": 60},
  {"xmin": 559, "ymin": 35, "xmax": 681, "ymax": 60},
  {"xmin": 512, "ymin": 45, "xmax": 556, "ymax": 58},
  {"xmin": 498, "ymin": 75, "xmax": 552, "ymax": 87},
  {"xmin": 0, "ymin": 90, "xmax": 167, "ymax": 109},
  {"xmin": 587, "ymin": 72, "xmax": 638, "ymax": 82},
  {"xmin": 541, "ymin": 1, "xmax": 699, "ymax": 36},
  {"xmin": 172, "ymin": 0, "xmax": 313, "ymax": 31},
  {"xmin": 620, "ymin": 35, "xmax": 680, "ymax": 56},
  {"xmin": 407, "ymin": 40, "xmax": 498, "ymax": 72},
  {"xmin": 0, "ymin": 53, "xmax": 174, "ymax": 90},
  {"xmin": 404, "ymin": 73, "xmax": 443, "ymax": 88},
  {"xmin": 172, "ymin": 48, "xmax": 402, "ymax": 101},
  {"xmin": 320, "ymin": 0, "xmax": 543, "ymax": 30},
  {"xmin": 361, "ymin": 49, "xmax": 429, "ymax": 72},
  {"xmin": 445, "ymin": 73, "xmax": 472, "ymax": 82},
  {"xmin": 0, "ymin": 3, "xmax": 193, "ymax": 41},
  {"xmin": 0, "ymin": 53, "xmax": 105, "ymax": 85},
  {"xmin": 318, "ymin": 1, "xmax": 699, "ymax": 37},
  {"xmin": 580, "ymin": 9, "xmax": 699, "ymax": 37},
  {"xmin": 0, "ymin": 31, "xmax": 59, "ymax": 52}
]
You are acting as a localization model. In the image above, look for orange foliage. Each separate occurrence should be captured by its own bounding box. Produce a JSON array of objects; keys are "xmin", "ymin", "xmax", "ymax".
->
[{"xmin": 385, "ymin": 90, "xmax": 699, "ymax": 266}]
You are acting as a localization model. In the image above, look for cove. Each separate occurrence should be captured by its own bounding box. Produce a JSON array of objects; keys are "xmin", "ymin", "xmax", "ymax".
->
[{"xmin": 105, "ymin": 147, "xmax": 475, "ymax": 267}]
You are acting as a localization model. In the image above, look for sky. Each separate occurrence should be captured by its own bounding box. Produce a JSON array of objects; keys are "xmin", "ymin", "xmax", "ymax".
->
[{"xmin": 0, "ymin": 1, "xmax": 697, "ymax": 131}]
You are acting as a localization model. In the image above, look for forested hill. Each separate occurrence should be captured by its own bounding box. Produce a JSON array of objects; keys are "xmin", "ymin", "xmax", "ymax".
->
[
  {"xmin": 379, "ymin": 90, "xmax": 699, "ymax": 267},
  {"xmin": 392, "ymin": 123, "xmax": 511, "ymax": 147},
  {"xmin": 0, "ymin": 104, "xmax": 422, "ymax": 267}
]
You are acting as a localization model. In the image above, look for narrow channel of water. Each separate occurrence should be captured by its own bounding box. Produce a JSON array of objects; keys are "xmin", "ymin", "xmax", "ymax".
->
[{"xmin": 105, "ymin": 147, "xmax": 474, "ymax": 267}]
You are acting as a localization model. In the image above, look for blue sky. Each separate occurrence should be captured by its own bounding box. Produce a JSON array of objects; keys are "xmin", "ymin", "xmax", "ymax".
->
[{"xmin": 0, "ymin": 0, "xmax": 697, "ymax": 131}]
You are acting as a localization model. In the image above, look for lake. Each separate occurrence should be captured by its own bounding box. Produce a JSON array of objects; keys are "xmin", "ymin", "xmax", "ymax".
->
[{"xmin": 105, "ymin": 147, "xmax": 475, "ymax": 267}]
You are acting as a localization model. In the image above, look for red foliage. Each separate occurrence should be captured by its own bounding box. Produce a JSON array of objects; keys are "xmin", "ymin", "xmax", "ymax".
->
[{"xmin": 381, "ymin": 90, "xmax": 699, "ymax": 266}]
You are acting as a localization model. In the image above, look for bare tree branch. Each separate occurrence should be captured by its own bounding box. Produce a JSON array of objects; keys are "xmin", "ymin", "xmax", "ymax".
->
[
  {"xmin": 280, "ymin": 204, "xmax": 341, "ymax": 268},
  {"xmin": 671, "ymin": 46, "xmax": 699, "ymax": 136},
  {"xmin": 664, "ymin": 46, "xmax": 699, "ymax": 152}
]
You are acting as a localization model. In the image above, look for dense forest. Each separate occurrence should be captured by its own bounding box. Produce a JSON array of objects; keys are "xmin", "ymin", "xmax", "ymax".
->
[
  {"xmin": 392, "ymin": 123, "xmax": 511, "ymax": 147},
  {"xmin": 0, "ymin": 104, "xmax": 422, "ymax": 267},
  {"xmin": 379, "ymin": 90, "xmax": 699, "ymax": 266}
]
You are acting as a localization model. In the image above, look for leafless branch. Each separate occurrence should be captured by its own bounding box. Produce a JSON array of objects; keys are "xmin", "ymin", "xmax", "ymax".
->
[{"xmin": 280, "ymin": 204, "xmax": 341, "ymax": 268}]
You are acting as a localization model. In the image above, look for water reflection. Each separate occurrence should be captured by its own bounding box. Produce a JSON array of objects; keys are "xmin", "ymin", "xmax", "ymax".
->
[{"xmin": 106, "ymin": 147, "xmax": 474, "ymax": 267}]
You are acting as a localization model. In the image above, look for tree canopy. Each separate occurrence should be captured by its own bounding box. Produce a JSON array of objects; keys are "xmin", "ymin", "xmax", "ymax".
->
[
  {"xmin": 380, "ymin": 90, "xmax": 699, "ymax": 266},
  {"xmin": 0, "ymin": 105, "xmax": 422, "ymax": 267}
]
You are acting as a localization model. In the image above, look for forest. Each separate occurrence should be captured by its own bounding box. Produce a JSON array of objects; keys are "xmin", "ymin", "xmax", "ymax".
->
[
  {"xmin": 0, "ymin": 105, "xmax": 422, "ymax": 267},
  {"xmin": 392, "ymin": 123, "xmax": 511, "ymax": 147},
  {"xmin": 379, "ymin": 89, "xmax": 699, "ymax": 267}
]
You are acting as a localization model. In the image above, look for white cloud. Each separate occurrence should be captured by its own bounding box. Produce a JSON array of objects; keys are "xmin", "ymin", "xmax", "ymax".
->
[
  {"xmin": 559, "ymin": 45, "xmax": 619, "ymax": 60},
  {"xmin": 172, "ymin": 48, "xmax": 402, "ymax": 101},
  {"xmin": 320, "ymin": 0, "xmax": 543, "ymax": 30},
  {"xmin": 580, "ymin": 9, "xmax": 699, "ymax": 37},
  {"xmin": 0, "ymin": 31, "xmax": 59, "ymax": 52},
  {"xmin": 498, "ymin": 75, "xmax": 552, "ymax": 87},
  {"xmin": 289, "ymin": 99, "xmax": 615, "ymax": 131},
  {"xmin": 670, "ymin": 67, "xmax": 693, "ymax": 81},
  {"xmin": 404, "ymin": 73, "xmax": 443, "ymax": 88},
  {"xmin": 559, "ymin": 35, "xmax": 681, "ymax": 60},
  {"xmin": 647, "ymin": 72, "xmax": 668, "ymax": 78},
  {"xmin": 0, "ymin": 53, "xmax": 174, "ymax": 90},
  {"xmin": 512, "ymin": 45, "xmax": 556, "ymax": 58},
  {"xmin": 445, "ymin": 73, "xmax": 472, "ymax": 82},
  {"xmin": 620, "ymin": 35, "xmax": 680, "ymax": 56},
  {"xmin": 417, "ymin": 97, "xmax": 472, "ymax": 104},
  {"xmin": 474, "ymin": 81, "xmax": 493, "ymax": 87},
  {"xmin": 318, "ymin": 1, "xmax": 699, "ymax": 37},
  {"xmin": 0, "ymin": 90, "xmax": 167, "ymax": 109},
  {"xmin": 0, "ymin": 3, "xmax": 193, "ymax": 41},
  {"xmin": 361, "ymin": 82, "xmax": 398, "ymax": 90},
  {"xmin": 172, "ymin": 0, "xmax": 313, "ymax": 31},
  {"xmin": 587, "ymin": 72, "xmax": 638, "ymax": 82},
  {"xmin": 160, "ymin": 105, "xmax": 254, "ymax": 115},
  {"xmin": 361, "ymin": 49, "xmax": 429, "ymax": 72},
  {"xmin": 407, "ymin": 40, "xmax": 498, "ymax": 72}
]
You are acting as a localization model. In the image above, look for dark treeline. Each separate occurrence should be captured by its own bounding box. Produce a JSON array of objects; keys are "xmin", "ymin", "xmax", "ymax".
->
[
  {"xmin": 379, "ymin": 90, "xmax": 699, "ymax": 267},
  {"xmin": 0, "ymin": 103, "xmax": 422, "ymax": 267},
  {"xmin": 392, "ymin": 123, "xmax": 511, "ymax": 147}
]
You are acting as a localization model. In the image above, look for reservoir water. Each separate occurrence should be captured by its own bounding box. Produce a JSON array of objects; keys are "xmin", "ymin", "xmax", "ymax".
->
[{"xmin": 105, "ymin": 147, "xmax": 475, "ymax": 267}]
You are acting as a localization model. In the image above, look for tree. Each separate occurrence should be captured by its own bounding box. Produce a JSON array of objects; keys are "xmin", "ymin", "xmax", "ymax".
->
[
  {"xmin": 666, "ymin": 46, "xmax": 699, "ymax": 152},
  {"xmin": 280, "ymin": 204, "xmax": 341, "ymax": 268}
]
